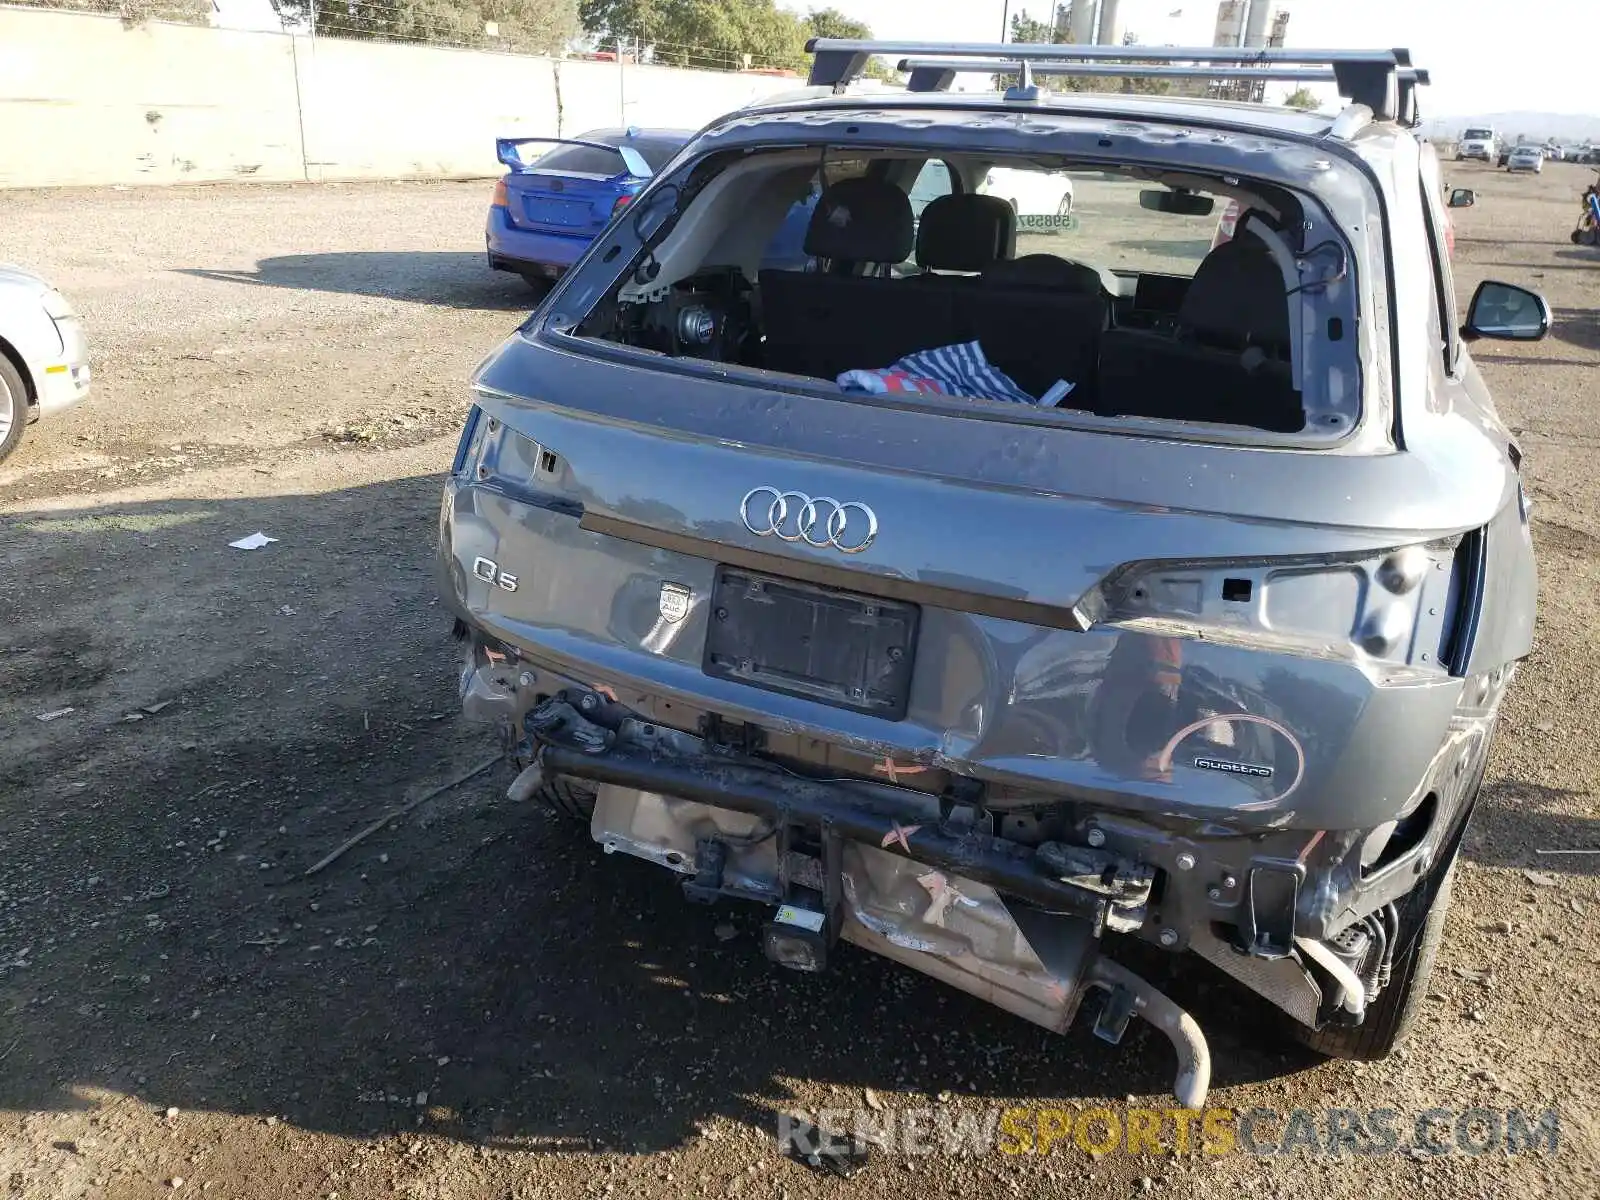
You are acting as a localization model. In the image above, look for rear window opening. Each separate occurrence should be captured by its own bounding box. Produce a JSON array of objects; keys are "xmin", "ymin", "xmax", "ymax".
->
[{"xmin": 570, "ymin": 145, "xmax": 1361, "ymax": 440}]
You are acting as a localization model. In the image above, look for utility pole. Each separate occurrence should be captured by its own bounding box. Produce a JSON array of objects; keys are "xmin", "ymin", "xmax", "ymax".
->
[{"xmin": 1000, "ymin": 0, "xmax": 1010, "ymax": 42}]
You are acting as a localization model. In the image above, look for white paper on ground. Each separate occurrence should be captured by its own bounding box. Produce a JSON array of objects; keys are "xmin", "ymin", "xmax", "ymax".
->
[{"xmin": 228, "ymin": 532, "xmax": 278, "ymax": 550}]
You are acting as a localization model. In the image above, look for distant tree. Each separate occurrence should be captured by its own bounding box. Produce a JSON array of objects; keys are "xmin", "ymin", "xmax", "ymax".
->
[
  {"xmin": 277, "ymin": 0, "xmax": 581, "ymax": 54},
  {"xmin": 1283, "ymin": 86, "xmax": 1320, "ymax": 111},
  {"xmin": 578, "ymin": 0, "xmax": 657, "ymax": 43},
  {"xmin": 9, "ymin": 0, "xmax": 209, "ymax": 23},
  {"xmin": 582, "ymin": 0, "xmax": 818, "ymax": 70},
  {"xmin": 803, "ymin": 6, "xmax": 868, "ymax": 41},
  {"xmin": 800, "ymin": 7, "xmax": 897, "ymax": 80},
  {"xmin": 1009, "ymin": 9, "xmax": 1057, "ymax": 43}
]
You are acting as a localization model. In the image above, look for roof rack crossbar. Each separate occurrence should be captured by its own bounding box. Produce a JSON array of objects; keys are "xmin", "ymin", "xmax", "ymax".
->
[
  {"xmin": 899, "ymin": 58, "xmax": 1340, "ymax": 92},
  {"xmin": 807, "ymin": 39, "xmax": 1423, "ymax": 121},
  {"xmin": 1396, "ymin": 68, "xmax": 1429, "ymax": 127}
]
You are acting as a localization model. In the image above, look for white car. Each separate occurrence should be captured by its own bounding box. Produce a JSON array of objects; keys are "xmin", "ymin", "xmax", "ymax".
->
[
  {"xmin": 978, "ymin": 167, "xmax": 1075, "ymax": 228},
  {"xmin": 1507, "ymin": 146, "xmax": 1544, "ymax": 174},
  {"xmin": 0, "ymin": 264, "xmax": 91, "ymax": 464}
]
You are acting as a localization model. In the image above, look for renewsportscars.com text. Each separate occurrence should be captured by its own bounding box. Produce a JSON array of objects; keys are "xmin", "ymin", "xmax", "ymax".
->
[{"xmin": 778, "ymin": 1105, "xmax": 1562, "ymax": 1159}]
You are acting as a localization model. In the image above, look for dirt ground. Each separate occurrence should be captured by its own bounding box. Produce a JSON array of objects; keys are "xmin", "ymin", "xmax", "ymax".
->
[{"xmin": 3, "ymin": 161, "xmax": 1600, "ymax": 1199}]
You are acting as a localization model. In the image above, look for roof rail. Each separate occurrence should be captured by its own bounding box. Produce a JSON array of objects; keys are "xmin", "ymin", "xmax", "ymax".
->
[{"xmin": 805, "ymin": 39, "xmax": 1423, "ymax": 123}]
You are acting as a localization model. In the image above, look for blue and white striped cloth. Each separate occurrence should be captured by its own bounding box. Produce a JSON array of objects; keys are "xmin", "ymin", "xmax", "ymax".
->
[{"xmin": 838, "ymin": 341, "xmax": 1073, "ymax": 407}]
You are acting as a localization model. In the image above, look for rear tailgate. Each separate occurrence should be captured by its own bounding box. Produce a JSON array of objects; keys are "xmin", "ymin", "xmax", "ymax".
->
[
  {"xmin": 496, "ymin": 137, "xmax": 643, "ymax": 235},
  {"xmin": 444, "ymin": 335, "xmax": 1511, "ymax": 832},
  {"xmin": 504, "ymin": 170, "xmax": 631, "ymax": 234}
]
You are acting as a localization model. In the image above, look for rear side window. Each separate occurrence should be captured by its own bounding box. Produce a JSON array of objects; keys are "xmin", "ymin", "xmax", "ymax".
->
[
  {"xmin": 909, "ymin": 159, "xmax": 956, "ymax": 220},
  {"xmin": 630, "ymin": 137, "xmax": 688, "ymax": 171}
]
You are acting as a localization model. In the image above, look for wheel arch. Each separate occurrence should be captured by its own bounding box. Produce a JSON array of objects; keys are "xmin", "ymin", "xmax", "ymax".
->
[{"xmin": 0, "ymin": 333, "xmax": 38, "ymax": 407}]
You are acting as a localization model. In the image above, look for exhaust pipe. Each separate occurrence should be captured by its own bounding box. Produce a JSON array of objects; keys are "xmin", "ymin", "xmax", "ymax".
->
[{"xmin": 1085, "ymin": 957, "xmax": 1212, "ymax": 1110}]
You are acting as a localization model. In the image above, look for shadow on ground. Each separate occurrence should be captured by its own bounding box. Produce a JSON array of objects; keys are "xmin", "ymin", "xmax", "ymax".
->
[
  {"xmin": 1467, "ymin": 778, "xmax": 1600, "ymax": 878},
  {"xmin": 177, "ymin": 253, "xmax": 541, "ymax": 311},
  {"xmin": 1550, "ymin": 306, "xmax": 1600, "ymax": 351},
  {"xmin": 1476, "ymin": 353, "xmax": 1598, "ymax": 368},
  {"xmin": 0, "ymin": 478, "xmax": 1318, "ymax": 1159},
  {"xmin": 1481, "ymin": 260, "xmax": 1600, "ymax": 272}
]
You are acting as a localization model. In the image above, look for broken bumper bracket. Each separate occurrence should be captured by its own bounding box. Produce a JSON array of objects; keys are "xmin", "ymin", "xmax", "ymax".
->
[
  {"xmin": 536, "ymin": 722, "xmax": 1212, "ymax": 1108},
  {"xmin": 539, "ymin": 740, "xmax": 1113, "ymax": 931}
]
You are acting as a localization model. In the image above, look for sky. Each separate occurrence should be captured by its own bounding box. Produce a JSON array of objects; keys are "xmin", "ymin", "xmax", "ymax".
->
[{"xmin": 782, "ymin": 0, "xmax": 1597, "ymax": 117}]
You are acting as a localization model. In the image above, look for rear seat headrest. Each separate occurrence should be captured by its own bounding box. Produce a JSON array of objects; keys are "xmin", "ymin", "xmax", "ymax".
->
[
  {"xmin": 802, "ymin": 177, "xmax": 914, "ymax": 264},
  {"xmin": 1177, "ymin": 227, "xmax": 1291, "ymax": 349},
  {"xmin": 915, "ymin": 194, "xmax": 1016, "ymax": 272}
]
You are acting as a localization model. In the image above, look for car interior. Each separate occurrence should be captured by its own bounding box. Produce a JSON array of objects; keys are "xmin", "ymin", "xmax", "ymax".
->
[{"xmin": 577, "ymin": 149, "xmax": 1317, "ymax": 434}]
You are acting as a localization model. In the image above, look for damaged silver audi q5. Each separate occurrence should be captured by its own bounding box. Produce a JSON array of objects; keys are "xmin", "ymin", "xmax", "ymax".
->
[{"xmin": 439, "ymin": 41, "xmax": 1545, "ymax": 1108}]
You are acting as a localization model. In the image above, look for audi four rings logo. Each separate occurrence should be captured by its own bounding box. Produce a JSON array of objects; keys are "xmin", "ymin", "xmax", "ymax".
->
[{"xmin": 740, "ymin": 487, "xmax": 878, "ymax": 554}]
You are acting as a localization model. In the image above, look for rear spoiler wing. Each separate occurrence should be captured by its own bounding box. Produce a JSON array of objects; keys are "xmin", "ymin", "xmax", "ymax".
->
[{"xmin": 495, "ymin": 137, "xmax": 653, "ymax": 179}]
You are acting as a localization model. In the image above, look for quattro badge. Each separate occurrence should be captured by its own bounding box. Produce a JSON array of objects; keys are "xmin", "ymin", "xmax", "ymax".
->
[{"xmin": 1194, "ymin": 756, "xmax": 1274, "ymax": 779}]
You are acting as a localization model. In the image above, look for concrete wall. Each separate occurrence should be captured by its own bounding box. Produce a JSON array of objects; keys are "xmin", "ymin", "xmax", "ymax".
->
[
  {"xmin": 0, "ymin": 9, "xmax": 305, "ymax": 187},
  {"xmin": 0, "ymin": 6, "xmax": 798, "ymax": 188}
]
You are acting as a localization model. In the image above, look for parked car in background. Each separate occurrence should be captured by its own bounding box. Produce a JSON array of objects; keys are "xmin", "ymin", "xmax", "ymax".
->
[
  {"xmin": 1507, "ymin": 145, "xmax": 1544, "ymax": 174},
  {"xmin": 487, "ymin": 127, "xmax": 692, "ymax": 291},
  {"xmin": 0, "ymin": 263, "xmax": 91, "ymax": 464},
  {"xmin": 978, "ymin": 165, "xmax": 1075, "ymax": 223},
  {"xmin": 1456, "ymin": 126, "xmax": 1497, "ymax": 161}
]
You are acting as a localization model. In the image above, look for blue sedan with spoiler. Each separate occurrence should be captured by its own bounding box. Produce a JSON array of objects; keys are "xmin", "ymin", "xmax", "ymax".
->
[{"xmin": 487, "ymin": 127, "xmax": 692, "ymax": 290}]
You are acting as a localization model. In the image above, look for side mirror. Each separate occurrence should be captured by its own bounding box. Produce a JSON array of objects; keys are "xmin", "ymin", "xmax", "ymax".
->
[
  {"xmin": 1447, "ymin": 188, "xmax": 1476, "ymax": 209},
  {"xmin": 1462, "ymin": 280, "xmax": 1551, "ymax": 343}
]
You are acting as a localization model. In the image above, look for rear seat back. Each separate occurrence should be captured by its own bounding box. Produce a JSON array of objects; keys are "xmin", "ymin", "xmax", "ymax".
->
[
  {"xmin": 759, "ymin": 177, "xmax": 945, "ymax": 378},
  {"xmin": 1097, "ymin": 225, "xmax": 1303, "ymax": 431},
  {"xmin": 972, "ymin": 256, "xmax": 1109, "ymax": 402},
  {"xmin": 911, "ymin": 195, "xmax": 1105, "ymax": 400},
  {"xmin": 761, "ymin": 179, "xmax": 1108, "ymax": 402}
]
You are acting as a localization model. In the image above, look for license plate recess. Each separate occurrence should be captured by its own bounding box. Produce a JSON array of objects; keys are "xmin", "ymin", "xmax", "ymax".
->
[{"xmin": 702, "ymin": 568, "xmax": 918, "ymax": 719}]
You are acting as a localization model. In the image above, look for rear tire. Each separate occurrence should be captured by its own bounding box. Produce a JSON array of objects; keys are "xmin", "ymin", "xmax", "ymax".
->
[
  {"xmin": 1292, "ymin": 756, "xmax": 1484, "ymax": 1061},
  {"xmin": 519, "ymin": 272, "xmax": 554, "ymax": 297},
  {"xmin": 0, "ymin": 353, "xmax": 29, "ymax": 465},
  {"xmin": 1295, "ymin": 848, "xmax": 1458, "ymax": 1060},
  {"xmin": 532, "ymin": 776, "xmax": 597, "ymax": 822}
]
